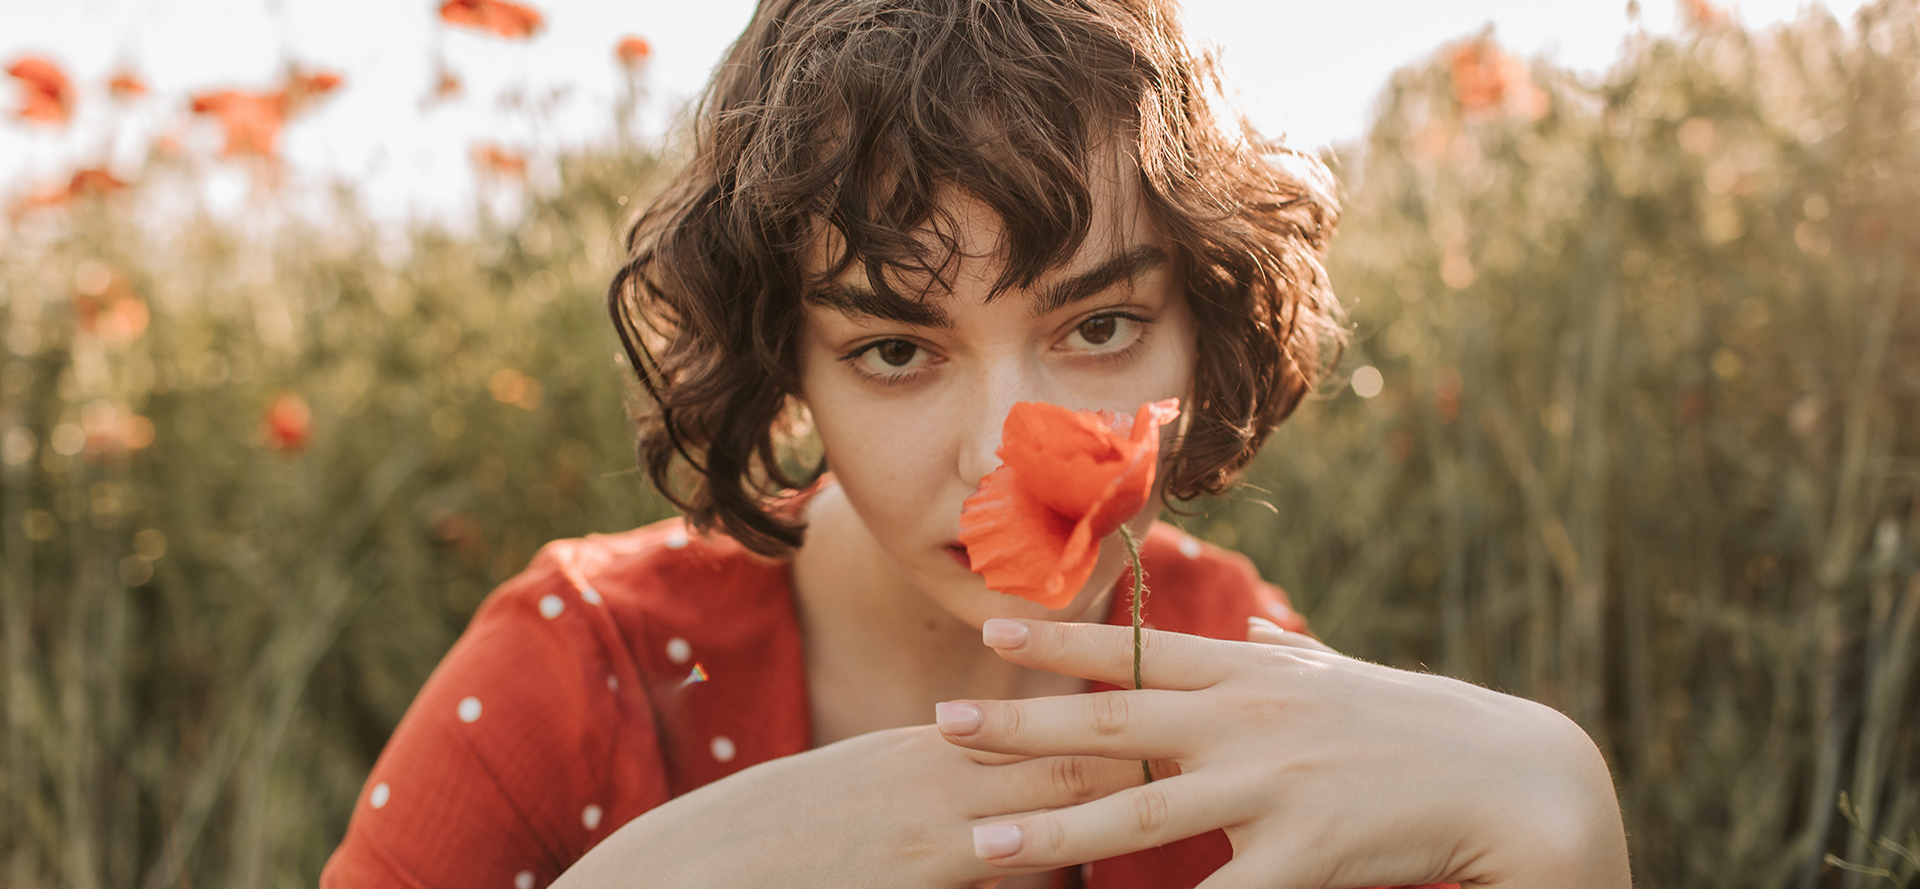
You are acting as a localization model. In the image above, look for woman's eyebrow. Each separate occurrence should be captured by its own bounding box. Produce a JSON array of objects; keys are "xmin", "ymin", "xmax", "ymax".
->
[
  {"xmin": 803, "ymin": 243, "xmax": 1169, "ymax": 325},
  {"xmin": 1031, "ymin": 243, "xmax": 1170, "ymax": 316},
  {"xmin": 805, "ymin": 280, "xmax": 952, "ymax": 328}
]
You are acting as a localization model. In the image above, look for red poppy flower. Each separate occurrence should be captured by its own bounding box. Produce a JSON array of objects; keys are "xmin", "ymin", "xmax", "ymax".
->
[
  {"xmin": 108, "ymin": 71, "xmax": 148, "ymax": 99},
  {"xmin": 6, "ymin": 56, "xmax": 72, "ymax": 124},
  {"xmin": 471, "ymin": 143, "xmax": 527, "ymax": 180},
  {"xmin": 264, "ymin": 393, "xmax": 312, "ymax": 452},
  {"xmin": 68, "ymin": 168, "xmax": 126, "ymax": 196},
  {"xmin": 431, "ymin": 66, "xmax": 463, "ymax": 102},
  {"xmin": 81, "ymin": 402, "xmax": 155, "ymax": 456},
  {"xmin": 12, "ymin": 167, "xmax": 128, "ymax": 216},
  {"xmin": 615, "ymin": 35, "xmax": 652, "ymax": 69},
  {"xmin": 292, "ymin": 69, "xmax": 342, "ymax": 95},
  {"xmin": 439, "ymin": 0, "xmax": 544, "ymax": 39},
  {"xmin": 72, "ymin": 269, "xmax": 149, "ymax": 346},
  {"xmin": 188, "ymin": 68, "xmax": 340, "ymax": 160},
  {"xmin": 284, "ymin": 67, "xmax": 343, "ymax": 112},
  {"xmin": 958, "ymin": 399, "xmax": 1181, "ymax": 608},
  {"xmin": 1683, "ymin": 0, "xmax": 1728, "ymax": 28},
  {"xmin": 1446, "ymin": 39, "xmax": 1546, "ymax": 121},
  {"xmin": 190, "ymin": 90, "xmax": 286, "ymax": 158}
]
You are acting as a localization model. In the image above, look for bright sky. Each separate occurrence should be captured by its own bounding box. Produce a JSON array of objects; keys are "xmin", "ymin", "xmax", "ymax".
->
[{"xmin": 0, "ymin": 0, "xmax": 1869, "ymax": 223}]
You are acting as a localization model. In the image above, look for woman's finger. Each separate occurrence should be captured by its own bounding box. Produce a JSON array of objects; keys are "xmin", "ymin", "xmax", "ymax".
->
[
  {"xmin": 974, "ymin": 755, "xmax": 1145, "ymax": 815},
  {"xmin": 970, "ymin": 774, "xmax": 1239, "ymax": 870},
  {"xmin": 981, "ymin": 618, "xmax": 1233, "ymax": 691},
  {"xmin": 1246, "ymin": 616, "xmax": 1339, "ymax": 654},
  {"xmin": 937, "ymin": 689, "xmax": 1197, "ymax": 760}
]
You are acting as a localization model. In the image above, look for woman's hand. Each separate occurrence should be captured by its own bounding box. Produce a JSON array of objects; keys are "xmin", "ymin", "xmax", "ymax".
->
[
  {"xmin": 553, "ymin": 722, "xmax": 1141, "ymax": 889},
  {"xmin": 935, "ymin": 618, "xmax": 1632, "ymax": 889}
]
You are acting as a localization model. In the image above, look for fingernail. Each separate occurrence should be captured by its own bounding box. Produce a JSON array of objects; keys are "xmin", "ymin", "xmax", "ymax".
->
[
  {"xmin": 935, "ymin": 701, "xmax": 983, "ymax": 736},
  {"xmin": 982, "ymin": 618, "xmax": 1029, "ymax": 650},
  {"xmin": 973, "ymin": 823, "xmax": 1024, "ymax": 859},
  {"xmin": 1248, "ymin": 615, "xmax": 1280, "ymax": 632}
]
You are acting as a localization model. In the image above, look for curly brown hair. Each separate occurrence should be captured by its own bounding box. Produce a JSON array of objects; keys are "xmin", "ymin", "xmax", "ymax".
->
[{"xmin": 608, "ymin": 0, "xmax": 1344, "ymax": 557}]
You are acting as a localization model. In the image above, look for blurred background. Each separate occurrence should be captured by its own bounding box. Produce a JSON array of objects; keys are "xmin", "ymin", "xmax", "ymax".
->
[{"xmin": 0, "ymin": 0, "xmax": 1915, "ymax": 886}]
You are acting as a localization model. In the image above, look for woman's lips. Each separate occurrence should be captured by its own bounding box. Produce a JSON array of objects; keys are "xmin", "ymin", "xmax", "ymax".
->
[{"xmin": 944, "ymin": 543, "xmax": 972, "ymax": 570}]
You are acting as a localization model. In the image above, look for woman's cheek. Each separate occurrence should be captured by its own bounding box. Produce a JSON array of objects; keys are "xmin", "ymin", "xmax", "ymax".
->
[{"xmin": 815, "ymin": 395, "xmax": 949, "ymax": 526}]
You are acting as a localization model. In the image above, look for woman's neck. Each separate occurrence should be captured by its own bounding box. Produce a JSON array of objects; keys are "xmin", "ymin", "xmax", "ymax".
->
[{"xmin": 790, "ymin": 484, "xmax": 1085, "ymax": 746}]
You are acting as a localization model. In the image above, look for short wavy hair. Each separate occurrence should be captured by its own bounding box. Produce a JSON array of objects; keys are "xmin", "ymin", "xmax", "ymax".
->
[{"xmin": 608, "ymin": 0, "xmax": 1343, "ymax": 557}]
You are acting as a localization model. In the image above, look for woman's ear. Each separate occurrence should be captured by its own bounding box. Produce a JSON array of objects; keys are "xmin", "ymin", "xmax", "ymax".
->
[{"xmin": 775, "ymin": 396, "xmax": 826, "ymax": 482}]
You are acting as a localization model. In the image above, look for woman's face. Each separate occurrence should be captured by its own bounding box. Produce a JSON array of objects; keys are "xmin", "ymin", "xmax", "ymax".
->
[{"xmin": 795, "ymin": 158, "xmax": 1198, "ymax": 627}]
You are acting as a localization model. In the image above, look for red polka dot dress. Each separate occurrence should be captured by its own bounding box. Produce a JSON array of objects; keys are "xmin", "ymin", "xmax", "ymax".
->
[{"xmin": 321, "ymin": 519, "xmax": 1456, "ymax": 889}]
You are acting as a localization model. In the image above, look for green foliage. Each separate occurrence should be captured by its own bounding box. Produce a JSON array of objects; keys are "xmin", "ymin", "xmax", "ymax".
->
[
  {"xmin": 1186, "ymin": 3, "xmax": 1920, "ymax": 886},
  {"xmin": 0, "ymin": 3, "xmax": 1916, "ymax": 888},
  {"xmin": 0, "ymin": 149, "xmax": 677, "ymax": 888}
]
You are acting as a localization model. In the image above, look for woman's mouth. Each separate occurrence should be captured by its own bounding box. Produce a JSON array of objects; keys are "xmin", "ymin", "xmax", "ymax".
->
[{"xmin": 944, "ymin": 543, "xmax": 972, "ymax": 570}]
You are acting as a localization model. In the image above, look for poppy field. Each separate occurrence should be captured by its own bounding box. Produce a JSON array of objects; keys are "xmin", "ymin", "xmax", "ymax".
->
[{"xmin": 1, "ymin": 1, "xmax": 1917, "ymax": 887}]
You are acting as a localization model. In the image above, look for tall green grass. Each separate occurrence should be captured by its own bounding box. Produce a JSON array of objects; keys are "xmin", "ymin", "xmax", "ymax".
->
[
  {"xmin": 0, "ymin": 149, "xmax": 678, "ymax": 888},
  {"xmin": 1194, "ymin": 5, "xmax": 1920, "ymax": 885},
  {"xmin": 0, "ymin": 4, "xmax": 1914, "ymax": 887}
]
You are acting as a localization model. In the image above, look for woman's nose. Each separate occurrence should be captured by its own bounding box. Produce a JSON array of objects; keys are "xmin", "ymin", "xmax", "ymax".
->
[{"xmin": 956, "ymin": 362, "xmax": 1044, "ymax": 489}]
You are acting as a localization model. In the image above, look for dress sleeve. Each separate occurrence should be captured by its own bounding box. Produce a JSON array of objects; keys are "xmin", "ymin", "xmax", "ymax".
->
[{"xmin": 321, "ymin": 562, "xmax": 669, "ymax": 889}]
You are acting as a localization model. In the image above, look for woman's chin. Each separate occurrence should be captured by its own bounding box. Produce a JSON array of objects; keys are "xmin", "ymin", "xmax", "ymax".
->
[{"xmin": 946, "ymin": 581, "xmax": 1116, "ymax": 628}]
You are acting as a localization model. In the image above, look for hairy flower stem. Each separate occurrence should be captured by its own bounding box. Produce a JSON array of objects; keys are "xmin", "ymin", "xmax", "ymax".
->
[{"xmin": 1118, "ymin": 525, "xmax": 1151, "ymax": 784}]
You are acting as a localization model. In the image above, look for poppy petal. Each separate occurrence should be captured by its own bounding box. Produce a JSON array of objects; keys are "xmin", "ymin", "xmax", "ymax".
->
[
  {"xmin": 958, "ymin": 462, "xmax": 1076, "ymax": 605},
  {"xmin": 957, "ymin": 399, "xmax": 1181, "ymax": 608}
]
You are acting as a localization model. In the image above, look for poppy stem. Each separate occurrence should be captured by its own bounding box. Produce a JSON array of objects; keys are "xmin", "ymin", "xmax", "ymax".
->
[{"xmin": 1118, "ymin": 524, "xmax": 1151, "ymax": 784}]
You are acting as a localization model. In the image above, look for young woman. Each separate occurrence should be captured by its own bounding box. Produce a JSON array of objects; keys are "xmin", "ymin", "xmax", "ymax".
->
[{"xmin": 322, "ymin": 0, "xmax": 1633, "ymax": 886}]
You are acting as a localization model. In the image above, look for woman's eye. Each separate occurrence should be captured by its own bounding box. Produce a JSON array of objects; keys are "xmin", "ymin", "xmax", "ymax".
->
[
  {"xmin": 1063, "ymin": 313, "xmax": 1139, "ymax": 352},
  {"xmin": 874, "ymin": 340, "xmax": 917, "ymax": 367},
  {"xmin": 851, "ymin": 338, "xmax": 928, "ymax": 378},
  {"xmin": 1079, "ymin": 316, "xmax": 1117, "ymax": 345}
]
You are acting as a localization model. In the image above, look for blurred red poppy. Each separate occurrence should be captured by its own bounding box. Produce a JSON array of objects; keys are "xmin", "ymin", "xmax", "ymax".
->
[
  {"xmin": 12, "ymin": 167, "xmax": 128, "ymax": 216},
  {"xmin": 1447, "ymin": 39, "xmax": 1547, "ymax": 121},
  {"xmin": 264, "ymin": 394, "xmax": 312, "ymax": 452},
  {"xmin": 190, "ymin": 91, "xmax": 285, "ymax": 158},
  {"xmin": 108, "ymin": 71, "xmax": 148, "ymax": 99},
  {"xmin": 432, "ymin": 66, "xmax": 463, "ymax": 102},
  {"xmin": 430, "ymin": 508, "xmax": 487, "ymax": 562},
  {"xmin": 439, "ymin": 0, "xmax": 544, "ymax": 39},
  {"xmin": 958, "ymin": 399, "xmax": 1181, "ymax": 608},
  {"xmin": 616, "ymin": 35, "xmax": 653, "ymax": 69},
  {"xmin": 188, "ymin": 68, "xmax": 341, "ymax": 160},
  {"xmin": 6, "ymin": 56, "xmax": 72, "ymax": 124},
  {"xmin": 81, "ymin": 402, "xmax": 155, "ymax": 456},
  {"xmin": 72, "ymin": 269, "xmax": 150, "ymax": 347},
  {"xmin": 287, "ymin": 68, "xmax": 343, "ymax": 104},
  {"xmin": 471, "ymin": 143, "xmax": 528, "ymax": 180},
  {"xmin": 488, "ymin": 368, "xmax": 544, "ymax": 409},
  {"xmin": 1684, "ymin": 0, "xmax": 1728, "ymax": 28},
  {"xmin": 68, "ymin": 168, "xmax": 126, "ymax": 195}
]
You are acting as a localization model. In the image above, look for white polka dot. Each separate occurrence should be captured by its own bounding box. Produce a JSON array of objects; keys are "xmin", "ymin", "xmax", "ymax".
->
[
  {"xmin": 579, "ymin": 585, "xmax": 603, "ymax": 605},
  {"xmin": 710, "ymin": 735, "xmax": 736, "ymax": 763},
  {"xmin": 369, "ymin": 782, "xmax": 390, "ymax": 809},
  {"xmin": 606, "ymin": 674, "xmax": 619, "ymax": 691},
  {"xmin": 538, "ymin": 594, "xmax": 564, "ymax": 619},
  {"xmin": 514, "ymin": 871, "xmax": 535, "ymax": 889},
  {"xmin": 664, "ymin": 529, "xmax": 689, "ymax": 549},
  {"xmin": 457, "ymin": 696, "xmax": 482, "ymax": 723},
  {"xmin": 1177, "ymin": 536, "xmax": 1203, "ymax": 559},
  {"xmin": 582, "ymin": 804, "xmax": 603, "ymax": 830},
  {"xmin": 665, "ymin": 637, "xmax": 692, "ymax": 665}
]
